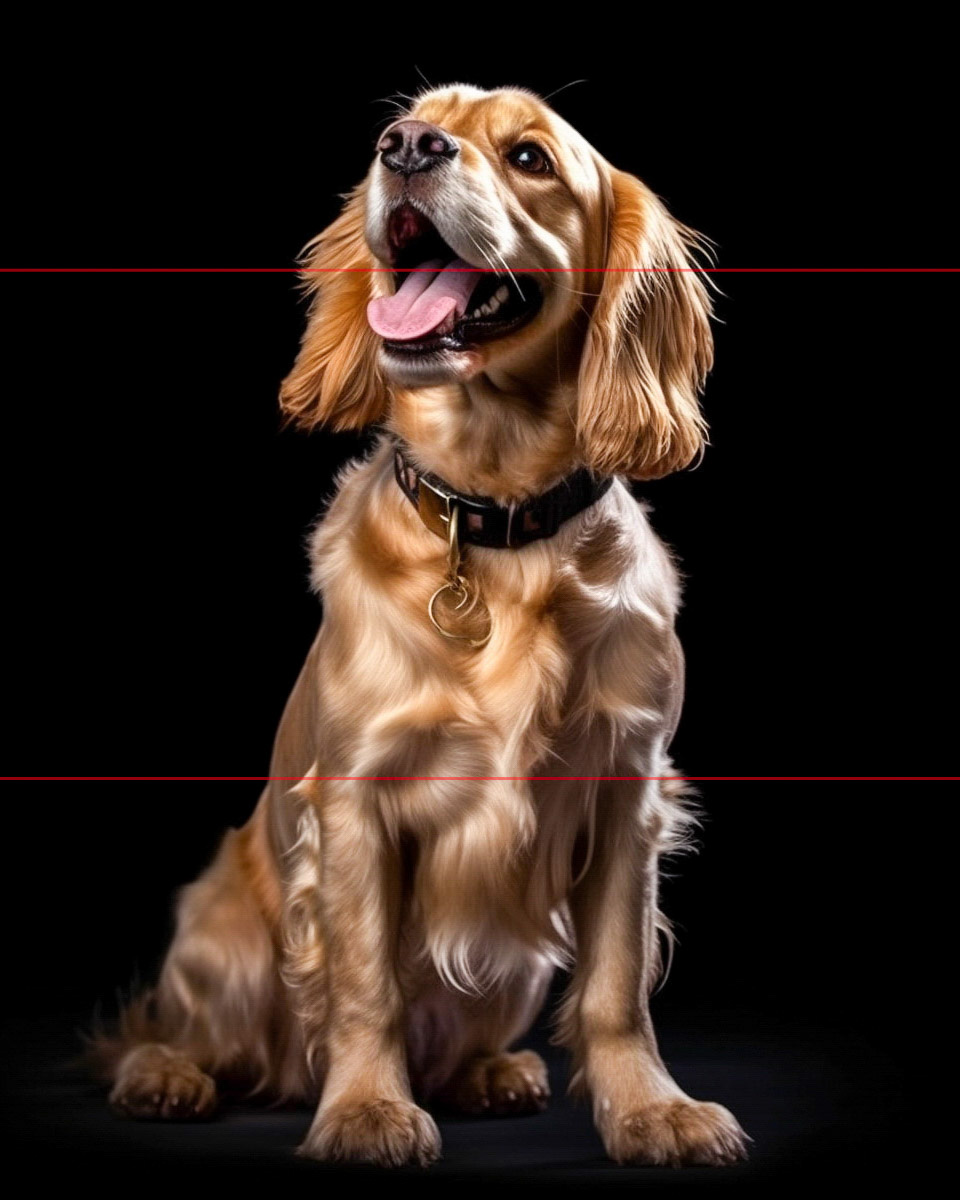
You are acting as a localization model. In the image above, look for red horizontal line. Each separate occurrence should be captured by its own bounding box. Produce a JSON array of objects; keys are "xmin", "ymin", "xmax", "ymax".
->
[
  {"xmin": 0, "ymin": 267, "xmax": 957, "ymax": 275},
  {"xmin": 0, "ymin": 776, "xmax": 956, "ymax": 783}
]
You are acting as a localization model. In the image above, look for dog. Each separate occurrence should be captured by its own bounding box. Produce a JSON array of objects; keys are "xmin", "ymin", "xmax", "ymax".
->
[{"xmin": 99, "ymin": 84, "xmax": 748, "ymax": 1169}]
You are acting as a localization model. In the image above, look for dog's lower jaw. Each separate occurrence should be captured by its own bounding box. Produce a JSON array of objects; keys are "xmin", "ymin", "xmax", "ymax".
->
[{"xmin": 379, "ymin": 343, "xmax": 483, "ymax": 386}]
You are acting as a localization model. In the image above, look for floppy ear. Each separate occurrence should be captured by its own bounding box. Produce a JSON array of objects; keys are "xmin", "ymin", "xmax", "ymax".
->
[
  {"xmin": 577, "ymin": 169, "xmax": 713, "ymax": 479},
  {"xmin": 279, "ymin": 183, "xmax": 390, "ymax": 431}
]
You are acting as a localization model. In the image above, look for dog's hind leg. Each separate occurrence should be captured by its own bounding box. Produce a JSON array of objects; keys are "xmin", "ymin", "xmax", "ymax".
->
[{"xmin": 99, "ymin": 802, "xmax": 306, "ymax": 1119}]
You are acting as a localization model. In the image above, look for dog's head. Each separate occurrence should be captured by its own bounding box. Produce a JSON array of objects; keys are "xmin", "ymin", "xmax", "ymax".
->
[{"xmin": 281, "ymin": 85, "xmax": 712, "ymax": 480}]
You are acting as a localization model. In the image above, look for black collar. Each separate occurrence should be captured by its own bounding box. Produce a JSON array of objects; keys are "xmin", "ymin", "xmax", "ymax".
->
[{"xmin": 393, "ymin": 443, "xmax": 613, "ymax": 549}]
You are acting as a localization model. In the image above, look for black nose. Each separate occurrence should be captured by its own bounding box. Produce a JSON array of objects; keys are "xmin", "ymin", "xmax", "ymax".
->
[{"xmin": 377, "ymin": 120, "xmax": 459, "ymax": 175}]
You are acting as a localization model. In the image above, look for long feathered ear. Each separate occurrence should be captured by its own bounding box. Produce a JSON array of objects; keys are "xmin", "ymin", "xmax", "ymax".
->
[
  {"xmin": 577, "ymin": 169, "xmax": 713, "ymax": 479},
  {"xmin": 279, "ymin": 183, "xmax": 390, "ymax": 430}
]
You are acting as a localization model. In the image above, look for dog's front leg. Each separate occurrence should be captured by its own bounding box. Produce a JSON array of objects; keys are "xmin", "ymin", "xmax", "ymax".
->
[
  {"xmin": 298, "ymin": 788, "xmax": 440, "ymax": 1167},
  {"xmin": 563, "ymin": 779, "xmax": 747, "ymax": 1167}
]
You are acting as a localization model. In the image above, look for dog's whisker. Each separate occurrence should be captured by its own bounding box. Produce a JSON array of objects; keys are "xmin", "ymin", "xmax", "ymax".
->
[
  {"xmin": 482, "ymin": 239, "xmax": 524, "ymax": 300},
  {"xmin": 542, "ymin": 78, "xmax": 589, "ymax": 104},
  {"xmin": 461, "ymin": 228, "xmax": 501, "ymax": 278}
]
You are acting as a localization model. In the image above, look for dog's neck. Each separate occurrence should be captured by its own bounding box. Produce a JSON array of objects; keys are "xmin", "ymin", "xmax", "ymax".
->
[{"xmin": 388, "ymin": 370, "xmax": 582, "ymax": 505}]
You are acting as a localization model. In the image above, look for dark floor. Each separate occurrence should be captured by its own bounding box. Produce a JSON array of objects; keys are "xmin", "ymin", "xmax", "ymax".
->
[{"xmin": 2, "ymin": 1007, "xmax": 909, "ymax": 1190}]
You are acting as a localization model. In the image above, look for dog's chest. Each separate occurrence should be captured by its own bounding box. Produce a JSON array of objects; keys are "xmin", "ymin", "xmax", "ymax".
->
[
  {"xmin": 314, "ymin": 476, "xmax": 675, "ymax": 788},
  {"xmin": 453, "ymin": 556, "xmax": 658, "ymax": 774}
]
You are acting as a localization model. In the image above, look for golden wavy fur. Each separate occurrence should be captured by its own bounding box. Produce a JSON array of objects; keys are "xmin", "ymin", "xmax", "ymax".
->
[{"xmin": 98, "ymin": 84, "xmax": 747, "ymax": 1169}]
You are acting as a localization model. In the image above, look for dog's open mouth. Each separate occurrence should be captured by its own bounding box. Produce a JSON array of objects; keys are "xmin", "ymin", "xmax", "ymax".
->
[{"xmin": 367, "ymin": 205, "xmax": 542, "ymax": 354}]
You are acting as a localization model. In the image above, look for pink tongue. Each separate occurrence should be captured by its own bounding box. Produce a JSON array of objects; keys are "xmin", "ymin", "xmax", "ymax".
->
[{"xmin": 367, "ymin": 258, "xmax": 478, "ymax": 341}]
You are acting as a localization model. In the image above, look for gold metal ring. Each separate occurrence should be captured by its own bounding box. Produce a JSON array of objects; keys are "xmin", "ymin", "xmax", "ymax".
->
[{"xmin": 428, "ymin": 582, "xmax": 491, "ymax": 647}]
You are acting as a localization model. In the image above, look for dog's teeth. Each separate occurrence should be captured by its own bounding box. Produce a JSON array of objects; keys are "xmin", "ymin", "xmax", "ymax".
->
[{"xmin": 466, "ymin": 286, "xmax": 510, "ymax": 321}]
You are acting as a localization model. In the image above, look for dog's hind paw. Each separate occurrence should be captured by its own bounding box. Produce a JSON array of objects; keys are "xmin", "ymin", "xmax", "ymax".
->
[
  {"xmin": 110, "ymin": 1044, "xmax": 217, "ymax": 1120},
  {"xmin": 442, "ymin": 1049, "xmax": 550, "ymax": 1117}
]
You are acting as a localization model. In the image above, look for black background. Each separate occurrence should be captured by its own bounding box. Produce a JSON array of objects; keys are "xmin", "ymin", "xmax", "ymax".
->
[{"xmin": 2, "ymin": 37, "xmax": 953, "ymax": 1188}]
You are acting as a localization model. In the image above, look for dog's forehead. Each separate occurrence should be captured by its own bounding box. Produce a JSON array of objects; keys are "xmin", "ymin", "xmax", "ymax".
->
[{"xmin": 410, "ymin": 85, "xmax": 599, "ymax": 176}]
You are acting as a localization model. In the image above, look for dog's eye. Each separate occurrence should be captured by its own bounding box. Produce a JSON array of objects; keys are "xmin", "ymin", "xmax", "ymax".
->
[{"xmin": 507, "ymin": 143, "xmax": 553, "ymax": 175}]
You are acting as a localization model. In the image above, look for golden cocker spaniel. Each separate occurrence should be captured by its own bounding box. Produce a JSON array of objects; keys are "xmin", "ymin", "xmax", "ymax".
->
[{"xmin": 100, "ymin": 84, "xmax": 747, "ymax": 1169}]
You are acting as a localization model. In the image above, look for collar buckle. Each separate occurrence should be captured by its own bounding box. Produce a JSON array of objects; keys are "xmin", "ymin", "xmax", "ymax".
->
[
  {"xmin": 417, "ymin": 474, "xmax": 455, "ymax": 540},
  {"xmin": 394, "ymin": 439, "xmax": 613, "ymax": 551}
]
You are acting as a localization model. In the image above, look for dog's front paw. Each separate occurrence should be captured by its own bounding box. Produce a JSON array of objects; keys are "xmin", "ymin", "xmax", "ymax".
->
[
  {"xmin": 300, "ymin": 1098, "xmax": 441, "ymax": 1167},
  {"xmin": 601, "ymin": 1098, "xmax": 748, "ymax": 1167}
]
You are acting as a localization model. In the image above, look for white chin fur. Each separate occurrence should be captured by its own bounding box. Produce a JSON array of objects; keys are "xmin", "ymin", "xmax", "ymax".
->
[{"xmin": 379, "ymin": 345, "xmax": 482, "ymax": 386}]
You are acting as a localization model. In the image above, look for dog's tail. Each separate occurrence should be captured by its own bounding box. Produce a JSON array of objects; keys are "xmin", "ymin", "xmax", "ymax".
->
[{"xmin": 81, "ymin": 987, "xmax": 162, "ymax": 1082}]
